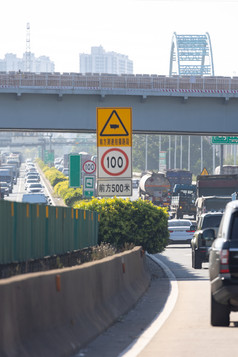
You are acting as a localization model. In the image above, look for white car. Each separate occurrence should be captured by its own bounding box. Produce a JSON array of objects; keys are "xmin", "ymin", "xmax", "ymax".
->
[
  {"xmin": 168, "ymin": 219, "xmax": 196, "ymax": 244},
  {"xmin": 27, "ymin": 183, "xmax": 44, "ymax": 194}
]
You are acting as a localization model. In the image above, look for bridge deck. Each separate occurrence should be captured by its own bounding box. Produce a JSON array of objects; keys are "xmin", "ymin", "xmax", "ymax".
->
[{"xmin": 0, "ymin": 72, "xmax": 238, "ymax": 98}]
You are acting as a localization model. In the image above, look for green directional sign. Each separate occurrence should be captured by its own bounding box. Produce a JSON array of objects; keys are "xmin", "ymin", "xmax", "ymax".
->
[
  {"xmin": 44, "ymin": 150, "xmax": 54, "ymax": 164},
  {"xmin": 211, "ymin": 136, "xmax": 238, "ymax": 144},
  {"xmin": 69, "ymin": 154, "xmax": 81, "ymax": 188}
]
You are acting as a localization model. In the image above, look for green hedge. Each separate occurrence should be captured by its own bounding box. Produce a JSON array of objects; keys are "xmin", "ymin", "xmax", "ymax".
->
[
  {"xmin": 37, "ymin": 159, "xmax": 83, "ymax": 206},
  {"xmin": 75, "ymin": 197, "xmax": 169, "ymax": 254},
  {"xmin": 37, "ymin": 159, "xmax": 169, "ymax": 253}
]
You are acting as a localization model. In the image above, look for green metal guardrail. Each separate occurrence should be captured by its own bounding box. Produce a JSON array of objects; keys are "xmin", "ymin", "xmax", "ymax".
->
[{"xmin": 0, "ymin": 200, "xmax": 98, "ymax": 264}]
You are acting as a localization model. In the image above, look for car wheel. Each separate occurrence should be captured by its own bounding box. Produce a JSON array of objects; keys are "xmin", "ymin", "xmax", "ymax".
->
[
  {"xmin": 193, "ymin": 249, "xmax": 202, "ymax": 269},
  {"xmin": 192, "ymin": 249, "xmax": 195, "ymax": 268},
  {"xmin": 211, "ymin": 294, "xmax": 230, "ymax": 326}
]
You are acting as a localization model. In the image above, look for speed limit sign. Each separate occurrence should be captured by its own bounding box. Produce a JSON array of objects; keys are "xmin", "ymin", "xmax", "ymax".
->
[
  {"xmin": 98, "ymin": 147, "xmax": 131, "ymax": 178},
  {"xmin": 83, "ymin": 160, "xmax": 96, "ymax": 174}
]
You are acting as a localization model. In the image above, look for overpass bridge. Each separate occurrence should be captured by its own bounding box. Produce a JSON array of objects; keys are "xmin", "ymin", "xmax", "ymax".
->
[{"xmin": 0, "ymin": 72, "xmax": 238, "ymax": 135}]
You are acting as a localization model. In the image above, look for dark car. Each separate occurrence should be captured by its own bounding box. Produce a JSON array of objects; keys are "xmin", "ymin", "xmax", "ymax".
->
[
  {"xmin": 0, "ymin": 182, "xmax": 9, "ymax": 196},
  {"xmin": 0, "ymin": 181, "xmax": 12, "ymax": 193},
  {"xmin": 191, "ymin": 212, "xmax": 223, "ymax": 269},
  {"xmin": 209, "ymin": 201, "xmax": 238, "ymax": 326}
]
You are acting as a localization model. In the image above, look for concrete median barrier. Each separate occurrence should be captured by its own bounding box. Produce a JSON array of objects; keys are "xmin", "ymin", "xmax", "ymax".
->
[{"xmin": 0, "ymin": 246, "xmax": 150, "ymax": 357}]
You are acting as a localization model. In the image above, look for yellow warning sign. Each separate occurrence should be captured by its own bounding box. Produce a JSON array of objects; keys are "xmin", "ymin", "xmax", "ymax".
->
[
  {"xmin": 201, "ymin": 167, "xmax": 209, "ymax": 175},
  {"xmin": 97, "ymin": 107, "xmax": 132, "ymax": 147}
]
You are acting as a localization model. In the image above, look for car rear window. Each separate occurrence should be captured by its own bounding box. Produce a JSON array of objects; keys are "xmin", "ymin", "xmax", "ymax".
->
[
  {"xmin": 202, "ymin": 215, "xmax": 222, "ymax": 229},
  {"xmin": 169, "ymin": 221, "xmax": 191, "ymax": 227},
  {"xmin": 230, "ymin": 212, "xmax": 238, "ymax": 241}
]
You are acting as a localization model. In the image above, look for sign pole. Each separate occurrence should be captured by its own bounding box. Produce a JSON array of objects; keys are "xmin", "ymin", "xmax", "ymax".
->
[{"xmin": 220, "ymin": 145, "xmax": 224, "ymax": 175}]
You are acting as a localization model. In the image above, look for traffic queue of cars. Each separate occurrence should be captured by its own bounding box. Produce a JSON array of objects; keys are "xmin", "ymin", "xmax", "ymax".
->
[
  {"xmin": 168, "ymin": 199, "xmax": 238, "ymax": 327},
  {"xmin": 23, "ymin": 160, "xmax": 51, "ymax": 205}
]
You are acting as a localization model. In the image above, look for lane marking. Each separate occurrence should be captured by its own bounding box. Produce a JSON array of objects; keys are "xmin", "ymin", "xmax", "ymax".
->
[{"xmin": 118, "ymin": 254, "xmax": 178, "ymax": 357}]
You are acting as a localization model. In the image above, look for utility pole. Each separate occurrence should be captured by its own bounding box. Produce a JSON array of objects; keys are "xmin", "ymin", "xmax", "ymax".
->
[
  {"xmin": 220, "ymin": 145, "xmax": 224, "ymax": 174},
  {"xmin": 180, "ymin": 135, "xmax": 183, "ymax": 169},
  {"xmin": 145, "ymin": 135, "xmax": 148, "ymax": 171},
  {"xmin": 201, "ymin": 136, "xmax": 203, "ymax": 172},
  {"xmin": 174, "ymin": 135, "xmax": 177, "ymax": 169},
  {"xmin": 169, "ymin": 135, "xmax": 171, "ymax": 169},
  {"xmin": 188, "ymin": 135, "xmax": 190, "ymax": 171}
]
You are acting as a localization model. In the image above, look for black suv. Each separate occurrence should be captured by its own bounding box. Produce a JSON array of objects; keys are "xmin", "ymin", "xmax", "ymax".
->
[
  {"xmin": 209, "ymin": 201, "xmax": 238, "ymax": 326},
  {"xmin": 191, "ymin": 212, "xmax": 223, "ymax": 269}
]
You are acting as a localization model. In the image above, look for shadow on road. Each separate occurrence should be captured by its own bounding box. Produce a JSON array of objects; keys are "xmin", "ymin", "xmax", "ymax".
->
[{"xmin": 154, "ymin": 245, "xmax": 209, "ymax": 281}]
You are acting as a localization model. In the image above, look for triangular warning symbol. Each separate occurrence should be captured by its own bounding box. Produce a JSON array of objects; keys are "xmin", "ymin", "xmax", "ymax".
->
[
  {"xmin": 100, "ymin": 110, "xmax": 129, "ymax": 137},
  {"xmin": 201, "ymin": 167, "xmax": 209, "ymax": 175}
]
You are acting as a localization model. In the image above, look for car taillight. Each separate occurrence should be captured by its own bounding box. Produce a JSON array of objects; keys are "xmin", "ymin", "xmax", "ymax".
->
[
  {"xmin": 186, "ymin": 230, "xmax": 195, "ymax": 232},
  {"xmin": 220, "ymin": 249, "xmax": 230, "ymax": 274},
  {"xmin": 169, "ymin": 230, "xmax": 173, "ymax": 233}
]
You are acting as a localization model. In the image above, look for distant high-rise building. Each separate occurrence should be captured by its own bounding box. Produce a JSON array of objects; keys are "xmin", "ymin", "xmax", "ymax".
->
[
  {"xmin": 79, "ymin": 46, "xmax": 133, "ymax": 74},
  {"xmin": 0, "ymin": 53, "xmax": 55, "ymax": 73}
]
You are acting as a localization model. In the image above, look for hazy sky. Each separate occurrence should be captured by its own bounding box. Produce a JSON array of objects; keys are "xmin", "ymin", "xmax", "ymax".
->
[{"xmin": 1, "ymin": 0, "xmax": 237, "ymax": 76}]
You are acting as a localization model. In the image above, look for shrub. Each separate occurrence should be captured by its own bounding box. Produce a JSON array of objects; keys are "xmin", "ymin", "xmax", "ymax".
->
[
  {"xmin": 54, "ymin": 180, "xmax": 70, "ymax": 198},
  {"xmin": 43, "ymin": 167, "xmax": 67, "ymax": 187},
  {"xmin": 75, "ymin": 197, "xmax": 169, "ymax": 254},
  {"xmin": 64, "ymin": 187, "xmax": 83, "ymax": 206}
]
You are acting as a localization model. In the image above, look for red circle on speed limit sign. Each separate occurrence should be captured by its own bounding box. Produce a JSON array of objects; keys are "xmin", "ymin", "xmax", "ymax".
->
[
  {"xmin": 101, "ymin": 148, "xmax": 129, "ymax": 176},
  {"xmin": 83, "ymin": 160, "xmax": 96, "ymax": 174}
]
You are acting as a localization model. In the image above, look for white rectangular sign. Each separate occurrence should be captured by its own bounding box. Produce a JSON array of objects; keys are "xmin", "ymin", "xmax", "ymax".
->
[
  {"xmin": 97, "ymin": 179, "xmax": 132, "ymax": 197},
  {"xmin": 97, "ymin": 146, "xmax": 132, "ymax": 179}
]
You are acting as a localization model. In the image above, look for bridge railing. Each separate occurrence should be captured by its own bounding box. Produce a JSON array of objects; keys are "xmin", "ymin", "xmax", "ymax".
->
[
  {"xmin": 0, "ymin": 200, "xmax": 98, "ymax": 264},
  {"xmin": 1, "ymin": 72, "xmax": 238, "ymax": 92}
]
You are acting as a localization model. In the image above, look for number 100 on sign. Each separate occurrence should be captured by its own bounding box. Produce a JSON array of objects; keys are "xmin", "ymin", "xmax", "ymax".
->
[{"xmin": 98, "ymin": 147, "xmax": 131, "ymax": 178}]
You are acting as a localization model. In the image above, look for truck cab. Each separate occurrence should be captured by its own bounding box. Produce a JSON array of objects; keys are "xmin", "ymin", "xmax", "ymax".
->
[{"xmin": 170, "ymin": 184, "xmax": 196, "ymax": 219}]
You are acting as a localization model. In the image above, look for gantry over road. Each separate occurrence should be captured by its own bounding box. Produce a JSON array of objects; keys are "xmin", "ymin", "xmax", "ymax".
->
[{"xmin": 1, "ymin": 72, "xmax": 238, "ymax": 135}]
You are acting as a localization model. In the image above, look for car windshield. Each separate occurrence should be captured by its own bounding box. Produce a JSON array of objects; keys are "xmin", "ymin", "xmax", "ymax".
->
[
  {"xmin": 168, "ymin": 220, "xmax": 191, "ymax": 227},
  {"xmin": 29, "ymin": 184, "xmax": 42, "ymax": 188}
]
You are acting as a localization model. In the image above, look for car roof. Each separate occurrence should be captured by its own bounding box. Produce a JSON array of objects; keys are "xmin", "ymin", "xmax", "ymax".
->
[
  {"xmin": 168, "ymin": 219, "xmax": 192, "ymax": 225},
  {"xmin": 200, "ymin": 211, "xmax": 223, "ymax": 217},
  {"xmin": 226, "ymin": 200, "xmax": 238, "ymax": 209}
]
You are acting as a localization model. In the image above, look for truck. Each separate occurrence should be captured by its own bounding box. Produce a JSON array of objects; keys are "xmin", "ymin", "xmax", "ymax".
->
[
  {"xmin": 1, "ymin": 164, "xmax": 18, "ymax": 184},
  {"xmin": 170, "ymin": 183, "xmax": 197, "ymax": 219},
  {"xmin": 197, "ymin": 174, "xmax": 238, "ymax": 197},
  {"xmin": 214, "ymin": 165, "xmax": 238, "ymax": 175},
  {"xmin": 166, "ymin": 169, "xmax": 192, "ymax": 191},
  {"xmin": 196, "ymin": 174, "xmax": 238, "ymax": 220},
  {"xmin": 0, "ymin": 168, "xmax": 14, "ymax": 191},
  {"xmin": 195, "ymin": 195, "xmax": 231, "ymax": 218},
  {"xmin": 138, "ymin": 172, "xmax": 171, "ymax": 207}
]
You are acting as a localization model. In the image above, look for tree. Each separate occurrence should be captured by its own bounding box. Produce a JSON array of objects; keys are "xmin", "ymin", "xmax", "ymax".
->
[{"xmin": 132, "ymin": 134, "xmax": 219, "ymax": 176}]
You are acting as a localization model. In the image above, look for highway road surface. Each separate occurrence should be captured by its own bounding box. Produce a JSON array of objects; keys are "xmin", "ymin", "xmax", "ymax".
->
[{"xmin": 76, "ymin": 244, "xmax": 238, "ymax": 357}]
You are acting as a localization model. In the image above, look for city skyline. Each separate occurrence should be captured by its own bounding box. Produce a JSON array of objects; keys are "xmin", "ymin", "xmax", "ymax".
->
[{"xmin": 0, "ymin": 0, "xmax": 237, "ymax": 76}]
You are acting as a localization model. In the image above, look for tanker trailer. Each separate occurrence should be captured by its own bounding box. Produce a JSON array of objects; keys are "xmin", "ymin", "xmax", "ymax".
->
[{"xmin": 138, "ymin": 172, "xmax": 171, "ymax": 207}]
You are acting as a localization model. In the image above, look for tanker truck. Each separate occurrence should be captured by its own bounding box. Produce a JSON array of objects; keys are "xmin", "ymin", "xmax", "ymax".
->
[{"xmin": 138, "ymin": 172, "xmax": 171, "ymax": 207}]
